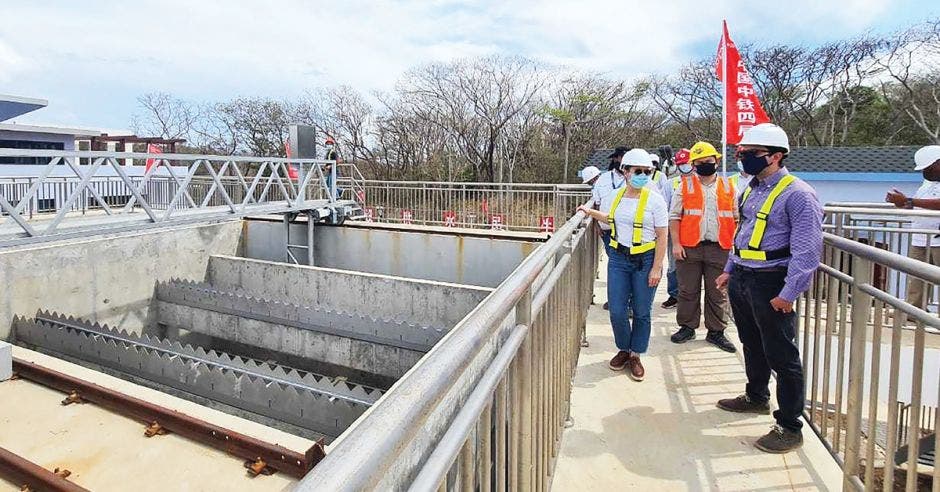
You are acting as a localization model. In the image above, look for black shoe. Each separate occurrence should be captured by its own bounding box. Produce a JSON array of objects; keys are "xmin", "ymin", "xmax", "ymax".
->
[
  {"xmin": 716, "ymin": 394, "xmax": 771, "ymax": 415},
  {"xmin": 670, "ymin": 326, "xmax": 696, "ymax": 344},
  {"xmin": 603, "ymin": 302, "xmax": 609, "ymax": 311},
  {"xmin": 661, "ymin": 296, "xmax": 678, "ymax": 309},
  {"xmin": 755, "ymin": 425, "xmax": 803, "ymax": 453},
  {"xmin": 705, "ymin": 331, "xmax": 737, "ymax": 353}
]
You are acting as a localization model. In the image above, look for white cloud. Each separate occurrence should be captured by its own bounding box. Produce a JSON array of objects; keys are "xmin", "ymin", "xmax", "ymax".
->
[{"xmin": 0, "ymin": 0, "xmax": 901, "ymax": 128}]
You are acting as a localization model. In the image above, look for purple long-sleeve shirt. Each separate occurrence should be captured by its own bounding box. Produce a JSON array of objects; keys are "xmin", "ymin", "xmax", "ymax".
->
[{"xmin": 724, "ymin": 168, "xmax": 823, "ymax": 302}]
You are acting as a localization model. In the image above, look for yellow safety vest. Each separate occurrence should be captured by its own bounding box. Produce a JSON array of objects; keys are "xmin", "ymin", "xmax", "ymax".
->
[
  {"xmin": 672, "ymin": 176, "xmax": 681, "ymax": 190},
  {"xmin": 729, "ymin": 174, "xmax": 739, "ymax": 190},
  {"xmin": 733, "ymin": 174, "xmax": 796, "ymax": 261},
  {"xmin": 607, "ymin": 187, "xmax": 657, "ymax": 254}
]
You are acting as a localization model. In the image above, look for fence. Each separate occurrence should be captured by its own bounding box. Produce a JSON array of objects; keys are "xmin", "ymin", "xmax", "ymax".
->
[
  {"xmin": 343, "ymin": 179, "xmax": 591, "ymax": 232},
  {"xmin": 825, "ymin": 202, "xmax": 940, "ymax": 312},
  {"xmin": 0, "ymin": 149, "xmax": 339, "ymax": 247},
  {"xmin": 801, "ymin": 229, "xmax": 939, "ymax": 490},
  {"xmin": 296, "ymin": 207, "xmax": 599, "ymax": 491}
]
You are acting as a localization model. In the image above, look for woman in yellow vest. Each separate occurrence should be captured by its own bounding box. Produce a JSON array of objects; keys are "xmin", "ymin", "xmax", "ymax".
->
[
  {"xmin": 578, "ymin": 149, "xmax": 668, "ymax": 382},
  {"xmin": 669, "ymin": 142, "xmax": 738, "ymax": 353}
]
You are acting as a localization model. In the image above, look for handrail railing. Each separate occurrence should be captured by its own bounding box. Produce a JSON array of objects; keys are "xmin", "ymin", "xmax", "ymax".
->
[
  {"xmin": 297, "ymin": 206, "xmax": 598, "ymax": 490},
  {"xmin": 802, "ymin": 230, "xmax": 940, "ymax": 490},
  {"xmin": 0, "ymin": 149, "xmax": 344, "ymax": 248}
]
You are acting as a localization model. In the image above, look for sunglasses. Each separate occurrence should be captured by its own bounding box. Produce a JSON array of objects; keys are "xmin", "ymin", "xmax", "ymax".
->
[
  {"xmin": 631, "ymin": 168, "xmax": 653, "ymax": 175},
  {"xmin": 736, "ymin": 149, "xmax": 771, "ymax": 159}
]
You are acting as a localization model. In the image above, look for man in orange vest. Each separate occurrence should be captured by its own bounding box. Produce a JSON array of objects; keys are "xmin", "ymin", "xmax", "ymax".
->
[{"xmin": 669, "ymin": 141, "xmax": 738, "ymax": 352}]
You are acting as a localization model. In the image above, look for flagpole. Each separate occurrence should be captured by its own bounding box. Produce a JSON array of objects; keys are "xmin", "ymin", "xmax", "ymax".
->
[{"xmin": 721, "ymin": 20, "xmax": 728, "ymax": 177}]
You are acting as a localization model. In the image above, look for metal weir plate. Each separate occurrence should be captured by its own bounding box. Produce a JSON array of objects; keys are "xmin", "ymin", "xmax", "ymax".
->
[{"xmin": 14, "ymin": 312, "xmax": 381, "ymax": 439}]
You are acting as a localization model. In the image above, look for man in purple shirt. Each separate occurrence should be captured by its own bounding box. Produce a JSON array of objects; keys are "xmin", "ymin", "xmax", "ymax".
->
[{"xmin": 714, "ymin": 123, "xmax": 823, "ymax": 454}]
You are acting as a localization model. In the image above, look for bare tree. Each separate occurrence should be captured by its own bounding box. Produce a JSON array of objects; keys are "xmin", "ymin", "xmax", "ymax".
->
[
  {"xmin": 876, "ymin": 19, "xmax": 940, "ymax": 143},
  {"xmin": 131, "ymin": 92, "xmax": 198, "ymax": 140}
]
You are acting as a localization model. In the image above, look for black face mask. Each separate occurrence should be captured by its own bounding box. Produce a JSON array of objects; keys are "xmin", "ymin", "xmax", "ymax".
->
[
  {"xmin": 740, "ymin": 151, "xmax": 771, "ymax": 176},
  {"xmin": 695, "ymin": 162, "xmax": 717, "ymax": 176}
]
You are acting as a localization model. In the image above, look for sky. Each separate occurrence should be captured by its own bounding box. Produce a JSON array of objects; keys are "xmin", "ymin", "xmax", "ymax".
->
[{"xmin": 1, "ymin": 0, "xmax": 938, "ymax": 132}]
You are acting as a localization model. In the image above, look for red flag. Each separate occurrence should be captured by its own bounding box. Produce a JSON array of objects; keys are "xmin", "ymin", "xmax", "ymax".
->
[
  {"xmin": 145, "ymin": 143, "xmax": 162, "ymax": 172},
  {"xmin": 285, "ymin": 139, "xmax": 299, "ymax": 180},
  {"xmin": 716, "ymin": 20, "xmax": 770, "ymax": 144}
]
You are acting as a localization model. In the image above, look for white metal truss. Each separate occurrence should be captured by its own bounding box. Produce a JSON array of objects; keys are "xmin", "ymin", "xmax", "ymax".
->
[{"xmin": 0, "ymin": 149, "xmax": 353, "ymax": 248}]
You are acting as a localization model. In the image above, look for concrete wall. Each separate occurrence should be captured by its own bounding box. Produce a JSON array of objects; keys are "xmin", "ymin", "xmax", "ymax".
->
[
  {"xmin": 243, "ymin": 220, "xmax": 539, "ymax": 288},
  {"xmin": 206, "ymin": 255, "xmax": 492, "ymax": 329},
  {"xmin": 0, "ymin": 221, "xmax": 244, "ymax": 339}
]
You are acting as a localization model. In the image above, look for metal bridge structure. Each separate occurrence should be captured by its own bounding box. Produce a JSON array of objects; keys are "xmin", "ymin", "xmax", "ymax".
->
[{"xmin": 0, "ymin": 149, "xmax": 360, "ymax": 249}]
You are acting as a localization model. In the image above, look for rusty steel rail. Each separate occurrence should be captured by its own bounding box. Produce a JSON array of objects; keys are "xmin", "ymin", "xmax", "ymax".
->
[
  {"xmin": 0, "ymin": 446, "xmax": 89, "ymax": 492},
  {"xmin": 12, "ymin": 358, "xmax": 325, "ymax": 479}
]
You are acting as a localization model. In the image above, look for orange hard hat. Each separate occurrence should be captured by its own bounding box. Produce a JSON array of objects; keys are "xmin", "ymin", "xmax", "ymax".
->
[{"xmin": 674, "ymin": 148, "xmax": 691, "ymax": 165}]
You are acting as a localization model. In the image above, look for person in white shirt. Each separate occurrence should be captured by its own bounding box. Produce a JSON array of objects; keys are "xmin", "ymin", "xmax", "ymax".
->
[
  {"xmin": 649, "ymin": 153, "xmax": 673, "ymax": 203},
  {"xmin": 886, "ymin": 145, "xmax": 940, "ymax": 309},
  {"xmin": 578, "ymin": 148, "xmax": 668, "ymax": 382},
  {"xmin": 591, "ymin": 147, "xmax": 630, "ymax": 248}
]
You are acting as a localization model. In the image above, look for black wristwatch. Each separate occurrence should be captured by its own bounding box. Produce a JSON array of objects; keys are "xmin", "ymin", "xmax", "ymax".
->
[{"xmin": 906, "ymin": 197, "xmax": 915, "ymax": 209}]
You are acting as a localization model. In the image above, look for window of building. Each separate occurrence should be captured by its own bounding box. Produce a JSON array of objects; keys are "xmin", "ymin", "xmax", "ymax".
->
[{"xmin": 0, "ymin": 140, "xmax": 66, "ymax": 165}]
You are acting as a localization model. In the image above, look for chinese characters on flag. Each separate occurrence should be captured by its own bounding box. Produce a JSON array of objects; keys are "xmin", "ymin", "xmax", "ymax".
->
[
  {"xmin": 401, "ymin": 209, "xmax": 413, "ymax": 224},
  {"xmin": 716, "ymin": 20, "xmax": 770, "ymax": 144}
]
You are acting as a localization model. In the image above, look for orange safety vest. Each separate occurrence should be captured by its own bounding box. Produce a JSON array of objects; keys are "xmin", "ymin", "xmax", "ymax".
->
[{"xmin": 678, "ymin": 175, "xmax": 736, "ymax": 249}]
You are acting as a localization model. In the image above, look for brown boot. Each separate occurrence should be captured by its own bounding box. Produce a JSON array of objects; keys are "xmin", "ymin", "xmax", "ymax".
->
[
  {"xmin": 627, "ymin": 354, "xmax": 645, "ymax": 381},
  {"xmin": 608, "ymin": 351, "xmax": 630, "ymax": 371}
]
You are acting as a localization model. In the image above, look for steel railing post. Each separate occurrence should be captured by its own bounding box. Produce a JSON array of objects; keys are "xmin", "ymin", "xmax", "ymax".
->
[
  {"xmin": 843, "ymin": 254, "xmax": 872, "ymax": 489},
  {"xmin": 515, "ymin": 288, "xmax": 533, "ymax": 491}
]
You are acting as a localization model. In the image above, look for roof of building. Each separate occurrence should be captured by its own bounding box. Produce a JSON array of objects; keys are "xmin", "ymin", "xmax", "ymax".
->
[
  {"xmin": 582, "ymin": 145, "xmax": 923, "ymax": 174},
  {"xmin": 0, "ymin": 122, "xmax": 102, "ymax": 138},
  {"xmin": 0, "ymin": 94, "xmax": 47, "ymax": 121}
]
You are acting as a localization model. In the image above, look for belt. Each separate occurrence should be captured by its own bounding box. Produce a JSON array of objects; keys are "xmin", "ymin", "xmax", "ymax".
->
[
  {"xmin": 614, "ymin": 244, "xmax": 654, "ymax": 257},
  {"xmin": 733, "ymin": 264, "xmax": 787, "ymax": 274},
  {"xmin": 698, "ymin": 240, "xmax": 718, "ymax": 246}
]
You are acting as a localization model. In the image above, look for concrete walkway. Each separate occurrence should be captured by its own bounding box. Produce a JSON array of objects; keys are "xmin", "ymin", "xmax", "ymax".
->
[{"xmin": 552, "ymin": 255, "xmax": 844, "ymax": 491}]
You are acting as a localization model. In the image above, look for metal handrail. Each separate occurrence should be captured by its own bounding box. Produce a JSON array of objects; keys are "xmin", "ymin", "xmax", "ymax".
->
[
  {"xmin": 297, "ymin": 207, "xmax": 595, "ymax": 490},
  {"xmin": 806, "ymin": 229, "xmax": 940, "ymax": 490},
  {"xmin": 0, "ymin": 148, "xmax": 332, "ymax": 164}
]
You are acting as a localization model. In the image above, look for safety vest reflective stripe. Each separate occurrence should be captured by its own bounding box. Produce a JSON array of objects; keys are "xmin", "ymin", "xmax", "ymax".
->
[
  {"xmin": 608, "ymin": 187, "xmax": 656, "ymax": 254},
  {"xmin": 736, "ymin": 174, "xmax": 797, "ymax": 260},
  {"xmin": 678, "ymin": 175, "xmax": 736, "ymax": 249}
]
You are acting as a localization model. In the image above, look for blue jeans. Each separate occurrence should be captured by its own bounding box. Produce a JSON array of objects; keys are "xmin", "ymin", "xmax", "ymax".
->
[
  {"xmin": 666, "ymin": 241, "xmax": 679, "ymax": 298},
  {"xmin": 600, "ymin": 230, "xmax": 612, "ymax": 256},
  {"xmin": 607, "ymin": 249, "xmax": 657, "ymax": 353}
]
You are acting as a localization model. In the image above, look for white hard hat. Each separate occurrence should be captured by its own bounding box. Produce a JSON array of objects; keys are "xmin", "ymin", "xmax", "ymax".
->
[
  {"xmin": 620, "ymin": 148, "xmax": 655, "ymax": 169},
  {"xmin": 739, "ymin": 123, "xmax": 790, "ymax": 153},
  {"xmin": 580, "ymin": 166, "xmax": 601, "ymax": 183},
  {"xmin": 914, "ymin": 145, "xmax": 940, "ymax": 171}
]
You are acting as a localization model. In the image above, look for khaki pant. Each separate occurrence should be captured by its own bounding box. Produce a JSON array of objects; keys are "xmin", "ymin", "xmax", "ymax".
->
[
  {"xmin": 676, "ymin": 242, "xmax": 730, "ymax": 332},
  {"xmin": 907, "ymin": 245, "xmax": 940, "ymax": 309}
]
